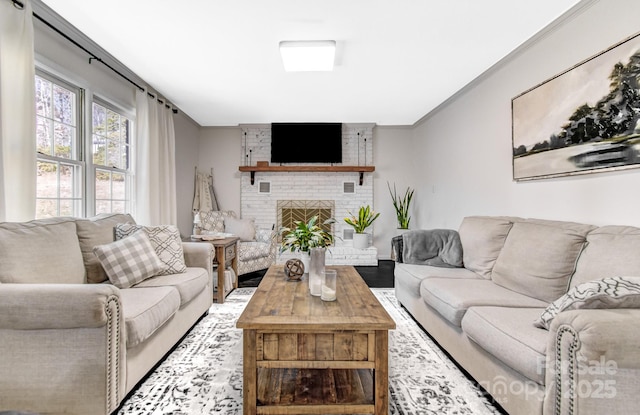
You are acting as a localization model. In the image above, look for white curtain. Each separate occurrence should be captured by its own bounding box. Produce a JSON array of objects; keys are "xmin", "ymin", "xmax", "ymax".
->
[
  {"xmin": 135, "ymin": 89, "xmax": 177, "ymax": 225},
  {"xmin": 0, "ymin": 0, "xmax": 36, "ymax": 222}
]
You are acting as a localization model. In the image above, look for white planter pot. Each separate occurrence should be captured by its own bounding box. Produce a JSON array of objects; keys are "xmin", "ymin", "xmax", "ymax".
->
[
  {"xmin": 353, "ymin": 233, "xmax": 369, "ymax": 249},
  {"xmin": 299, "ymin": 251, "xmax": 311, "ymax": 274}
]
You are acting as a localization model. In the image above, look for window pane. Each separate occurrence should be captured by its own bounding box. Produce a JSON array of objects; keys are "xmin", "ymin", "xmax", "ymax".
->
[
  {"xmin": 107, "ymin": 109, "xmax": 120, "ymax": 141},
  {"xmin": 111, "ymin": 201, "xmax": 125, "ymax": 213},
  {"xmin": 59, "ymin": 164, "xmax": 74, "ymax": 198},
  {"xmin": 53, "ymin": 84, "xmax": 74, "ymax": 125},
  {"xmin": 107, "ymin": 139, "xmax": 120, "ymax": 168},
  {"xmin": 112, "ymin": 172, "xmax": 125, "ymax": 199},
  {"xmin": 36, "ymin": 199, "xmax": 57, "ymax": 219},
  {"xmin": 59, "ymin": 200, "xmax": 74, "ymax": 216},
  {"xmin": 35, "ymin": 76, "xmax": 52, "ymax": 118},
  {"xmin": 54, "ymin": 124, "xmax": 73, "ymax": 158},
  {"xmin": 95, "ymin": 200, "xmax": 110, "ymax": 215},
  {"xmin": 93, "ymin": 135, "xmax": 106, "ymax": 165},
  {"xmin": 95, "ymin": 169, "xmax": 111, "ymax": 199},
  {"xmin": 36, "ymin": 161, "xmax": 58, "ymax": 198},
  {"xmin": 36, "ymin": 116, "xmax": 52, "ymax": 155},
  {"xmin": 92, "ymin": 103, "xmax": 106, "ymax": 135}
]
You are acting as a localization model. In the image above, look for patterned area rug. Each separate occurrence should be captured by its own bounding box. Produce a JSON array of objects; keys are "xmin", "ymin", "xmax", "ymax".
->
[{"xmin": 117, "ymin": 288, "xmax": 502, "ymax": 414}]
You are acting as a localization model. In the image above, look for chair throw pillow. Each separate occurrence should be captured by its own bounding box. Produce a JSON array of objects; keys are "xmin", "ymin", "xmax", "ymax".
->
[
  {"xmin": 200, "ymin": 210, "xmax": 236, "ymax": 233},
  {"xmin": 224, "ymin": 217, "xmax": 256, "ymax": 241},
  {"xmin": 115, "ymin": 224, "xmax": 187, "ymax": 275},
  {"xmin": 93, "ymin": 230, "xmax": 168, "ymax": 288},
  {"xmin": 534, "ymin": 276, "xmax": 640, "ymax": 329}
]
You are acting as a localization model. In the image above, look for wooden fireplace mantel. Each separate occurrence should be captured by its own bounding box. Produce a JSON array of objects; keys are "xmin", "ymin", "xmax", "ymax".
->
[{"xmin": 239, "ymin": 165, "xmax": 375, "ymax": 185}]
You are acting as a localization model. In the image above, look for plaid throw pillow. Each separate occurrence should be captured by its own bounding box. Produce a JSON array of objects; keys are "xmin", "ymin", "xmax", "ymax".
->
[
  {"xmin": 93, "ymin": 230, "xmax": 168, "ymax": 288},
  {"xmin": 115, "ymin": 224, "xmax": 187, "ymax": 275}
]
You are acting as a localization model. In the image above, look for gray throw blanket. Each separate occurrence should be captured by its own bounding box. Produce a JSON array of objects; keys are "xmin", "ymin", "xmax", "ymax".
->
[{"xmin": 398, "ymin": 229, "xmax": 463, "ymax": 267}]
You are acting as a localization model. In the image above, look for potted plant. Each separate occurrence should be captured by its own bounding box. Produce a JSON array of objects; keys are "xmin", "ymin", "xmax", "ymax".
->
[
  {"xmin": 344, "ymin": 205, "xmax": 380, "ymax": 249},
  {"xmin": 279, "ymin": 215, "xmax": 334, "ymax": 269},
  {"xmin": 388, "ymin": 182, "xmax": 414, "ymax": 231}
]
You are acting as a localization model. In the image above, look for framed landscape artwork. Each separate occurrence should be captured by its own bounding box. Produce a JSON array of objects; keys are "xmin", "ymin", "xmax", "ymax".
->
[{"xmin": 512, "ymin": 31, "xmax": 640, "ymax": 181}]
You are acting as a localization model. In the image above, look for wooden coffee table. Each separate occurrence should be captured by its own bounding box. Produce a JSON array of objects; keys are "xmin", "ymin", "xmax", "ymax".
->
[{"xmin": 236, "ymin": 265, "xmax": 396, "ymax": 415}]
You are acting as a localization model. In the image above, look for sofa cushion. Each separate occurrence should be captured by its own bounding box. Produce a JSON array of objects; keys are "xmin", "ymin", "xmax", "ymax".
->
[
  {"xmin": 395, "ymin": 263, "xmax": 481, "ymax": 295},
  {"xmin": 119, "ymin": 286, "xmax": 180, "ymax": 348},
  {"xmin": 458, "ymin": 216, "xmax": 515, "ymax": 279},
  {"xmin": 535, "ymin": 276, "xmax": 640, "ymax": 329},
  {"xmin": 491, "ymin": 220, "xmax": 595, "ymax": 303},
  {"xmin": 238, "ymin": 241, "xmax": 273, "ymax": 261},
  {"xmin": 200, "ymin": 210, "xmax": 236, "ymax": 233},
  {"xmin": 420, "ymin": 278, "xmax": 548, "ymax": 327},
  {"xmin": 135, "ymin": 267, "xmax": 209, "ymax": 306},
  {"xmin": 76, "ymin": 213, "xmax": 136, "ymax": 284},
  {"xmin": 462, "ymin": 306, "xmax": 548, "ymax": 385},
  {"xmin": 93, "ymin": 231, "xmax": 168, "ymax": 289},
  {"xmin": 115, "ymin": 224, "xmax": 187, "ymax": 275},
  {"xmin": 570, "ymin": 225, "xmax": 640, "ymax": 289},
  {"xmin": 224, "ymin": 217, "xmax": 256, "ymax": 241},
  {"xmin": 0, "ymin": 218, "xmax": 85, "ymax": 284}
]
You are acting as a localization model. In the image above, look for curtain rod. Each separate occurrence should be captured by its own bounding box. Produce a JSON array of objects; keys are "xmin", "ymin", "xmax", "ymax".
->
[{"xmin": 16, "ymin": 0, "xmax": 179, "ymax": 114}]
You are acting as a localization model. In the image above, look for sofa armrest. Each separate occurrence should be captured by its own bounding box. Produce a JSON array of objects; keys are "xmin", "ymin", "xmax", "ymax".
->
[
  {"xmin": 0, "ymin": 283, "xmax": 121, "ymax": 329},
  {"xmin": 182, "ymin": 241, "xmax": 214, "ymax": 279},
  {"xmin": 0, "ymin": 283, "xmax": 126, "ymax": 414},
  {"xmin": 544, "ymin": 309, "xmax": 640, "ymax": 415}
]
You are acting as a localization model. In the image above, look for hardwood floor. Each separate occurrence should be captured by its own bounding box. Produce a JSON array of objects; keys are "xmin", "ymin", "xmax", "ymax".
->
[{"xmin": 237, "ymin": 260, "xmax": 396, "ymax": 288}]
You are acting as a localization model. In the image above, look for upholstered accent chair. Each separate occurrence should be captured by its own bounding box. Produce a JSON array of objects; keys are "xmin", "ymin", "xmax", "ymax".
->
[{"xmin": 200, "ymin": 210, "xmax": 277, "ymax": 276}]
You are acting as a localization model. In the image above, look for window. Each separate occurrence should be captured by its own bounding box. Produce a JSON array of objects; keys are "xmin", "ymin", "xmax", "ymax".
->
[
  {"xmin": 34, "ymin": 70, "xmax": 134, "ymax": 218},
  {"xmin": 35, "ymin": 73, "xmax": 83, "ymax": 218},
  {"xmin": 92, "ymin": 101, "xmax": 132, "ymax": 214}
]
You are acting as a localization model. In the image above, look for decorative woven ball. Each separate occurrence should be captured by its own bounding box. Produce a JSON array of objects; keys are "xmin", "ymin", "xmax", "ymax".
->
[{"xmin": 284, "ymin": 258, "xmax": 304, "ymax": 280}]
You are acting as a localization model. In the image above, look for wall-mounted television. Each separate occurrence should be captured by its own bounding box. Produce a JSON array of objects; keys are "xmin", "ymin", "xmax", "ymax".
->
[{"xmin": 271, "ymin": 123, "xmax": 342, "ymax": 163}]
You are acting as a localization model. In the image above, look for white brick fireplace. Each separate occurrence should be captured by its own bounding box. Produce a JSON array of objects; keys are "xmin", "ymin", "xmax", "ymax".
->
[{"xmin": 239, "ymin": 124, "xmax": 378, "ymax": 265}]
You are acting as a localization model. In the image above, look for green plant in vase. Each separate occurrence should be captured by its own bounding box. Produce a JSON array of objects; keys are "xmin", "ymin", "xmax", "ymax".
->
[
  {"xmin": 279, "ymin": 215, "xmax": 334, "ymax": 254},
  {"xmin": 344, "ymin": 205, "xmax": 380, "ymax": 249},
  {"xmin": 388, "ymin": 182, "xmax": 414, "ymax": 230}
]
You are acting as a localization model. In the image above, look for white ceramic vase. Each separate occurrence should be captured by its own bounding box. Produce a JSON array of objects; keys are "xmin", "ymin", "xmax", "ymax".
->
[
  {"xmin": 353, "ymin": 233, "xmax": 369, "ymax": 249},
  {"xmin": 299, "ymin": 251, "xmax": 311, "ymax": 274}
]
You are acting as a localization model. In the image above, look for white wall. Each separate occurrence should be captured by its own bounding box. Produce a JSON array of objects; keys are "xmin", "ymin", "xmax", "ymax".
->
[
  {"xmin": 198, "ymin": 127, "xmax": 243, "ymax": 215},
  {"xmin": 174, "ymin": 112, "xmax": 201, "ymax": 237},
  {"xmin": 410, "ymin": 0, "xmax": 640, "ymax": 230}
]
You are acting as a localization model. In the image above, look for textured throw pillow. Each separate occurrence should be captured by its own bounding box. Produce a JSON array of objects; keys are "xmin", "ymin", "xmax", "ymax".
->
[
  {"xmin": 115, "ymin": 224, "xmax": 187, "ymax": 275},
  {"xmin": 200, "ymin": 210, "xmax": 236, "ymax": 232},
  {"xmin": 534, "ymin": 276, "xmax": 640, "ymax": 329},
  {"xmin": 224, "ymin": 217, "xmax": 256, "ymax": 241},
  {"xmin": 93, "ymin": 230, "xmax": 168, "ymax": 288}
]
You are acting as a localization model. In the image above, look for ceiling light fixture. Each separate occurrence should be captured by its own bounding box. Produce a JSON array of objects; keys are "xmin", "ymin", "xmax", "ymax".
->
[{"xmin": 279, "ymin": 40, "xmax": 336, "ymax": 72}]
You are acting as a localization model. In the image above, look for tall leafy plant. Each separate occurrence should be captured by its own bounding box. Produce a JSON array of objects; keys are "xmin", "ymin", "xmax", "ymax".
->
[{"xmin": 388, "ymin": 182, "xmax": 414, "ymax": 229}]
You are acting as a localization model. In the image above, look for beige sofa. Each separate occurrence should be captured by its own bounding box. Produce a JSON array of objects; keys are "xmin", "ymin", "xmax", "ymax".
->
[
  {"xmin": 0, "ymin": 213, "xmax": 214, "ymax": 415},
  {"xmin": 394, "ymin": 216, "xmax": 640, "ymax": 415}
]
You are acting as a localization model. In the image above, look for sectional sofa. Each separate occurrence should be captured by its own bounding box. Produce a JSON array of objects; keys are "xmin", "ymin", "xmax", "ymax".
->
[
  {"xmin": 394, "ymin": 216, "xmax": 640, "ymax": 415},
  {"xmin": 0, "ymin": 213, "xmax": 214, "ymax": 415}
]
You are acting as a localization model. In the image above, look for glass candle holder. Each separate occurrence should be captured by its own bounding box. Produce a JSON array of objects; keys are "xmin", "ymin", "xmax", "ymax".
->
[{"xmin": 321, "ymin": 269, "xmax": 337, "ymax": 301}]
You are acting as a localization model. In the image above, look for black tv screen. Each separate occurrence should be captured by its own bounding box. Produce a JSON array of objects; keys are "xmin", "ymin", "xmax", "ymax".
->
[{"xmin": 271, "ymin": 123, "xmax": 342, "ymax": 163}]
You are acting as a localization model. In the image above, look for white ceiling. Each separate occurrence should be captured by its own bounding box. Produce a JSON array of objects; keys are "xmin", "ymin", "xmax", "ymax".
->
[{"xmin": 41, "ymin": 0, "xmax": 582, "ymax": 126}]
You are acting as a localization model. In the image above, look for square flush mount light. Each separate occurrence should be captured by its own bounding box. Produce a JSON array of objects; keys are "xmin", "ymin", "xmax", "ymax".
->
[{"xmin": 279, "ymin": 40, "xmax": 336, "ymax": 72}]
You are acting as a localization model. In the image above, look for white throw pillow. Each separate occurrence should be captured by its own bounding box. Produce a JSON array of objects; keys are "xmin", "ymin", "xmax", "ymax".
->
[
  {"xmin": 115, "ymin": 224, "xmax": 187, "ymax": 275},
  {"xmin": 534, "ymin": 276, "xmax": 640, "ymax": 329},
  {"xmin": 224, "ymin": 217, "xmax": 256, "ymax": 241},
  {"xmin": 93, "ymin": 230, "xmax": 168, "ymax": 288}
]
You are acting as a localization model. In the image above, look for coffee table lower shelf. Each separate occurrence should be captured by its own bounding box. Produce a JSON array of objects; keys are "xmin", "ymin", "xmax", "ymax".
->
[{"xmin": 256, "ymin": 368, "xmax": 374, "ymax": 414}]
